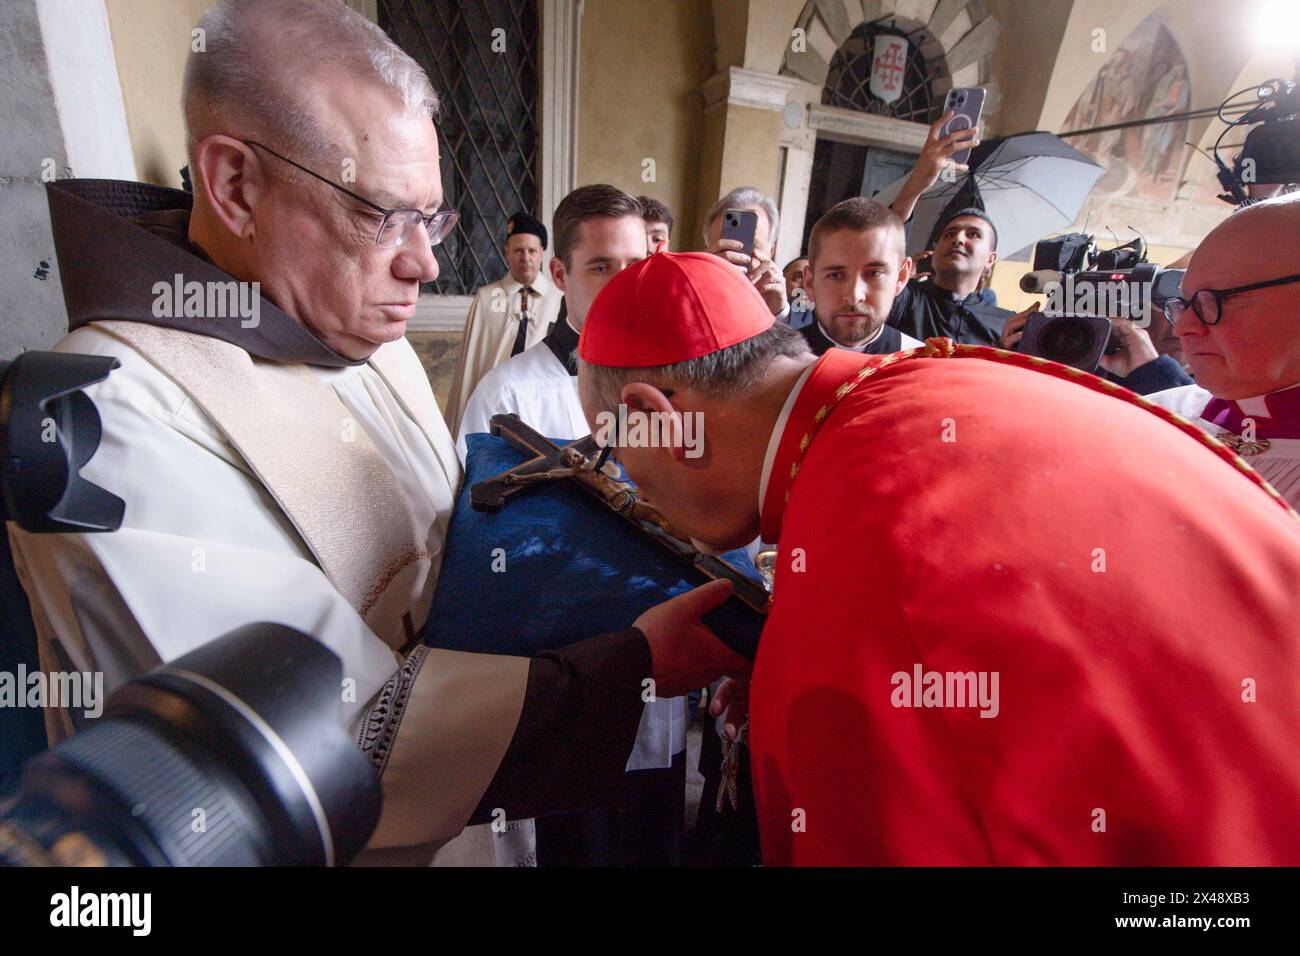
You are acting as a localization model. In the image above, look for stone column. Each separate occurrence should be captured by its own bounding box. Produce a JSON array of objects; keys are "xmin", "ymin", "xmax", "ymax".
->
[
  {"xmin": 1, "ymin": 0, "xmax": 134, "ymax": 358},
  {"xmin": 693, "ymin": 66, "xmax": 800, "ymax": 250}
]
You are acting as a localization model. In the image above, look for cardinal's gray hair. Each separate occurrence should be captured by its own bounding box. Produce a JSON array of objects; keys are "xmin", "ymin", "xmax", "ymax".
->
[
  {"xmin": 578, "ymin": 322, "xmax": 811, "ymax": 417},
  {"xmin": 183, "ymin": 0, "xmax": 438, "ymax": 172}
]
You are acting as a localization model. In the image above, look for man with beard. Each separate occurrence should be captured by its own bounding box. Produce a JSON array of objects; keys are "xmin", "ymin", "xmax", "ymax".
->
[{"xmin": 798, "ymin": 199, "xmax": 923, "ymax": 356}]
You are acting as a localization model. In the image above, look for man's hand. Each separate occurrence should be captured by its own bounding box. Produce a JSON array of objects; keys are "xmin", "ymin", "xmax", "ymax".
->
[
  {"xmin": 714, "ymin": 239, "xmax": 788, "ymax": 316},
  {"xmin": 749, "ymin": 255, "xmax": 787, "ymax": 316},
  {"xmin": 635, "ymin": 579, "xmax": 750, "ymax": 698},
  {"xmin": 709, "ymin": 676, "xmax": 749, "ymax": 740},
  {"xmin": 889, "ymin": 111, "xmax": 980, "ymax": 222},
  {"xmin": 999, "ymin": 303, "xmax": 1040, "ymax": 351},
  {"xmin": 1098, "ymin": 316, "xmax": 1159, "ymax": 378}
]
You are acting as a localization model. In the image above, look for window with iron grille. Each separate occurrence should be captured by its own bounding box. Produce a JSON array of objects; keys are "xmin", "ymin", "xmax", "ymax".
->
[
  {"xmin": 822, "ymin": 22, "xmax": 938, "ymax": 125},
  {"xmin": 379, "ymin": 0, "xmax": 539, "ymax": 295}
]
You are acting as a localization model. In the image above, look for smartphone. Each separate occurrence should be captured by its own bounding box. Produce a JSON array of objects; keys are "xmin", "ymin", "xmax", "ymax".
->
[
  {"xmin": 940, "ymin": 87, "xmax": 985, "ymax": 166},
  {"xmin": 721, "ymin": 208, "xmax": 759, "ymax": 259}
]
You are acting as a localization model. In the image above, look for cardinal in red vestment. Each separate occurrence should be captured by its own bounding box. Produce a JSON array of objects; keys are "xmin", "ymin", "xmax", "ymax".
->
[{"xmin": 575, "ymin": 237, "xmax": 1300, "ymax": 866}]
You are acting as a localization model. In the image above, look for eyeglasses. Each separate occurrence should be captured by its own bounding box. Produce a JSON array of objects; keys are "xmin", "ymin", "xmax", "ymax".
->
[
  {"xmin": 1162, "ymin": 272, "xmax": 1300, "ymax": 327},
  {"xmin": 244, "ymin": 140, "xmax": 459, "ymax": 249}
]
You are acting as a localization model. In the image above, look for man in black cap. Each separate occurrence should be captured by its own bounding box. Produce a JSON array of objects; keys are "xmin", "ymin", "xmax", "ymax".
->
[{"xmin": 444, "ymin": 210, "xmax": 562, "ymax": 435}]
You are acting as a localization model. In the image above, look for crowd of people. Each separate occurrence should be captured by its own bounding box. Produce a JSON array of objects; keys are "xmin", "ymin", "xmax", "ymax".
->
[{"xmin": 9, "ymin": 0, "xmax": 1298, "ymax": 868}]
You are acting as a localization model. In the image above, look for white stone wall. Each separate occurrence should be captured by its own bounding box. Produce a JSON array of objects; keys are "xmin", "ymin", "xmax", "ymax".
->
[{"xmin": 1, "ymin": 0, "xmax": 132, "ymax": 359}]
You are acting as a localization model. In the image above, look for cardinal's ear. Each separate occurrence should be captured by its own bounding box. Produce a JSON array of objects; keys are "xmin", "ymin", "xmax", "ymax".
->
[
  {"xmin": 619, "ymin": 382, "xmax": 692, "ymax": 463},
  {"xmin": 620, "ymin": 381, "xmax": 673, "ymax": 415}
]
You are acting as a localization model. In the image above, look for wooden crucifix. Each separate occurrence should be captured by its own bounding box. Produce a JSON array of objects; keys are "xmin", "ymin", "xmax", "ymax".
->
[{"xmin": 470, "ymin": 413, "xmax": 771, "ymax": 627}]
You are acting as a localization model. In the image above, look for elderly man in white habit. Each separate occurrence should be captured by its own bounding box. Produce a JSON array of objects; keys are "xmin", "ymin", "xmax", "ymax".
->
[{"xmin": 8, "ymin": 0, "xmax": 744, "ymax": 865}]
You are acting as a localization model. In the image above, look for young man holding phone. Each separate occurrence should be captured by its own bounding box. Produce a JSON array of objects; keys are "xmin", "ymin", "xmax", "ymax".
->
[{"xmin": 884, "ymin": 106, "xmax": 1015, "ymax": 346}]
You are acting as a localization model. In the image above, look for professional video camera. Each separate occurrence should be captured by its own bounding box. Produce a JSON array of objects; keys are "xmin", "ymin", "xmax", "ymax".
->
[
  {"xmin": 1212, "ymin": 78, "xmax": 1300, "ymax": 206},
  {"xmin": 1017, "ymin": 234, "xmax": 1184, "ymax": 372},
  {"xmin": 0, "ymin": 352, "xmax": 380, "ymax": 866}
]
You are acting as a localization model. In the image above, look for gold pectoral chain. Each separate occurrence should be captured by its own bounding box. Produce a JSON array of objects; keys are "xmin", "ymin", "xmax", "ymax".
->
[{"xmin": 782, "ymin": 339, "xmax": 1297, "ymax": 525}]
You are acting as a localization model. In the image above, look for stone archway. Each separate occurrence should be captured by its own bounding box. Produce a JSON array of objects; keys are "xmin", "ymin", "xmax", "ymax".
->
[
  {"xmin": 783, "ymin": 0, "xmax": 1001, "ymax": 119},
  {"xmin": 773, "ymin": 1, "xmax": 1001, "ymax": 264}
]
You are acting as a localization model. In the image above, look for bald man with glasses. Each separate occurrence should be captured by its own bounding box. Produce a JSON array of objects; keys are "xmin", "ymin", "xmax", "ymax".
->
[{"xmin": 1146, "ymin": 194, "xmax": 1300, "ymax": 507}]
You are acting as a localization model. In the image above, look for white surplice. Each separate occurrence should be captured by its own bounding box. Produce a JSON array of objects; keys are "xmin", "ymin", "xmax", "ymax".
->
[
  {"xmin": 1145, "ymin": 383, "xmax": 1300, "ymax": 507},
  {"xmin": 456, "ymin": 333, "xmax": 589, "ymax": 463}
]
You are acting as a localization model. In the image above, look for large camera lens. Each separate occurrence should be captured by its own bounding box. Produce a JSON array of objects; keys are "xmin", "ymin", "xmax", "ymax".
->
[
  {"xmin": 0, "ymin": 624, "xmax": 381, "ymax": 867},
  {"xmin": 1039, "ymin": 317, "xmax": 1099, "ymax": 367}
]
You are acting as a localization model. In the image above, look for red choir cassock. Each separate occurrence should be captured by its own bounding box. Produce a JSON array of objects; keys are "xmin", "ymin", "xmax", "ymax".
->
[
  {"xmin": 579, "ymin": 250, "xmax": 1300, "ymax": 867},
  {"xmin": 753, "ymin": 343, "xmax": 1300, "ymax": 866}
]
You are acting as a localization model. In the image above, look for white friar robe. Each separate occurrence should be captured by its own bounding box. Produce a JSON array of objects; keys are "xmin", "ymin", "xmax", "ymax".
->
[
  {"xmin": 455, "ymin": 317, "xmax": 691, "ymax": 771},
  {"xmin": 1146, "ymin": 383, "xmax": 1300, "ymax": 507},
  {"xmin": 443, "ymin": 271, "xmax": 561, "ymax": 438},
  {"xmin": 6, "ymin": 321, "xmax": 531, "ymax": 864},
  {"xmin": 26, "ymin": 177, "xmax": 654, "ymax": 868}
]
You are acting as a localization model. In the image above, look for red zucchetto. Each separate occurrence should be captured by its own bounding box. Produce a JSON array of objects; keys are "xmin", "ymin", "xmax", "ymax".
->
[{"xmin": 578, "ymin": 250, "xmax": 774, "ymax": 367}]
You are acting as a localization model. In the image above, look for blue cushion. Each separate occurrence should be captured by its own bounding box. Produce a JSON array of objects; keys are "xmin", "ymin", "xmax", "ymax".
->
[{"xmin": 423, "ymin": 433, "xmax": 764, "ymax": 659}]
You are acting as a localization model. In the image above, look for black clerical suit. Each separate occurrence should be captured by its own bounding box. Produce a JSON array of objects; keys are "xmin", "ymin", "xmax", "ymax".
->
[
  {"xmin": 887, "ymin": 278, "xmax": 1012, "ymax": 346},
  {"xmin": 800, "ymin": 318, "xmax": 911, "ymax": 356}
]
